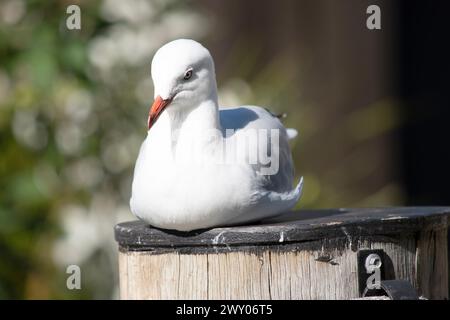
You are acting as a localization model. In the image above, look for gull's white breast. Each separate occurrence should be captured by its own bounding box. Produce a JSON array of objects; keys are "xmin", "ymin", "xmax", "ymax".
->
[{"xmin": 130, "ymin": 105, "xmax": 302, "ymax": 231}]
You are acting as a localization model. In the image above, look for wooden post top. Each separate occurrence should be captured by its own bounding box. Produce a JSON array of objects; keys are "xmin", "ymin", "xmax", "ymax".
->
[{"xmin": 115, "ymin": 207, "xmax": 450, "ymax": 252}]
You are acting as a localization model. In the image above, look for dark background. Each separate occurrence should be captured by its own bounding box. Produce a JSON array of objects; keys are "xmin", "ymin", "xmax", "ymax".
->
[
  {"xmin": 398, "ymin": 1, "xmax": 450, "ymax": 293},
  {"xmin": 398, "ymin": 1, "xmax": 450, "ymax": 205}
]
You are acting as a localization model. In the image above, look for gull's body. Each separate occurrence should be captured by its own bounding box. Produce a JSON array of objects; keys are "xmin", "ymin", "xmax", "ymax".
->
[{"xmin": 130, "ymin": 39, "xmax": 303, "ymax": 231}]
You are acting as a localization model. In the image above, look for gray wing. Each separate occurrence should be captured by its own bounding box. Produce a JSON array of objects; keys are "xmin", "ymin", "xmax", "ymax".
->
[{"xmin": 219, "ymin": 106, "xmax": 296, "ymax": 193}]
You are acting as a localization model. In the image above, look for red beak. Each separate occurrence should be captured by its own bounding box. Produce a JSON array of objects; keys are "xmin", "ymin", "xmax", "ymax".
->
[{"xmin": 148, "ymin": 95, "xmax": 172, "ymax": 130}]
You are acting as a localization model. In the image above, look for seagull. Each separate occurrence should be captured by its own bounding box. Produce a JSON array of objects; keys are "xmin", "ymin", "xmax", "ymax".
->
[{"xmin": 130, "ymin": 39, "xmax": 303, "ymax": 231}]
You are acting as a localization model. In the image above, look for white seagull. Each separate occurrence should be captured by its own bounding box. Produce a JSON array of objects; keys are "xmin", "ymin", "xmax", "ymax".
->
[{"xmin": 130, "ymin": 39, "xmax": 303, "ymax": 231}]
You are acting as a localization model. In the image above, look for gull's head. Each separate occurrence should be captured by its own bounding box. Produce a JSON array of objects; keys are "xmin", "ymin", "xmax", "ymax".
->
[{"xmin": 148, "ymin": 39, "xmax": 217, "ymax": 130}]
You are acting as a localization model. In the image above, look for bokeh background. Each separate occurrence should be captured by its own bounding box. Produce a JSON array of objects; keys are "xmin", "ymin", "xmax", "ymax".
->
[{"xmin": 0, "ymin": 0, "xmax": 449, "ymax": 299}]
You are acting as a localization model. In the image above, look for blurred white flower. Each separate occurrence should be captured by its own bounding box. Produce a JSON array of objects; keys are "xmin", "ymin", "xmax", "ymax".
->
[
  {"xmin": 89, "ymin": 1, "xmax": 209, "ymax": 74},
  {"xmin": 100, "ymin": 0, "xmax": 155, "ymax": 24},
  {"xmin": 53, "ymin": 204, "xmax": 100, "ymax": 266},
  {"xmin": 64, "ymin": 157, "xmax": 104, "ymax": 190},
  {"xmin": 65, "ymin": 89, "xmax": 93, "ymax": 123},
  {"xmin": 63, "ymin": 89, "xmax": 98, "ymax": 136},
  {"xmin": 109, "ymin": 25, "xmax": 152, "ymax": 66},
  {"xmin": 0, "ymin": 0, "xmax": 25, "ymax": 26},
  {"xmin": 101, "ymin": 141, "xmax": 130, "ymax": 174},
  {"xmin": 12, "ymin": 110, "xmax": 48, "ymax": 150},
  {"xmin": 89, "ymin": 25, "xmax": 156, "ymax": 70},
  {"xmin": 55, "ymin": 122, "xmax": 83, "ymax": 155},
  {"xmin": 101, "ymin": 134, "xmax": 141, "ymax": 173},
  {"xmin": 53, "ymin": 191, "xmax": 127, "ymax": 264},
  {"xmin": 88, "ymin": 36, "xmax": 119, "ymax": 72}
]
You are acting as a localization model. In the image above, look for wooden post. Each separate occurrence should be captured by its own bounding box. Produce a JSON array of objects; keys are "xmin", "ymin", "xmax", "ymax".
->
[{"xmin": 115, "ymin": 207, "xmax": 449, "ymax": 300}]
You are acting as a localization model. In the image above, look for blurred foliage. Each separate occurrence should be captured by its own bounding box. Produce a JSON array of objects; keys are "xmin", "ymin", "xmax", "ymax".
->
[
  {"xmin": 0, "ymin": 0, "xmax": 404, "ymax": 299},
  {"xmin": 0, "ymin": 0, "xmax": 208, "ymax": 299},
  {"xmin": 0, "ymin": 0, "xmax": 103, "ymax": 299}
]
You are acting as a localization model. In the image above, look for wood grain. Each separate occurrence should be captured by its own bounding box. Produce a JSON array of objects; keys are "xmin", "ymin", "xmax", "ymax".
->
[
  {"xmin": 116, "ymin": 208, "xmax": 450, "ymax": 299},
  {"xmin": 118, "ymin": 236, "xmax": 446, "ymax": 299},
  {"xmin": 416, "ymin": 226, "xmax": 448, "ymax": 299}
]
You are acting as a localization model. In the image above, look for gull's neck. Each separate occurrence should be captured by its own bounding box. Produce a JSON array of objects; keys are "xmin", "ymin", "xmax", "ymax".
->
[
  {"xmin": 173, "ymin": 98, "xmax": 220, "ymax": 133},
  {"xmin": 147, "ymin": 92, "xmax": 223, "ymax": 159}
]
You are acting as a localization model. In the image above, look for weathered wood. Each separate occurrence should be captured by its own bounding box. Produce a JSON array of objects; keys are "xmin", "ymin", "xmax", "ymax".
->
[
  {"xmin": 416, "ymin": 226, "xmax": 448, "ymax": 299},
  {"xmin": 115, "ymin": 207, "xmax": 450, "ymax": 300}
]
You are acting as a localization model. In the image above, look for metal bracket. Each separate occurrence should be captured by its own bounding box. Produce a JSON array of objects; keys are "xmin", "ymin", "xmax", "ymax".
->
[{"xmin": 363, "ymin": 280, "xmax": 419, "ymax": 300}]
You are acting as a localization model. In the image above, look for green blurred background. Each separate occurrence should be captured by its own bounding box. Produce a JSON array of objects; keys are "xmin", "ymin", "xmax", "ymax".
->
[{"xmin": 1, "ymin": 0, "xmax": 448, "ymax": 299}]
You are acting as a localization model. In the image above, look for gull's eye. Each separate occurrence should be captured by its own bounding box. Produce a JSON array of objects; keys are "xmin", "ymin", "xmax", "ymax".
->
[{"xmin": 183, "ymin": 68, "xmax": 193, "ymax": 80}]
